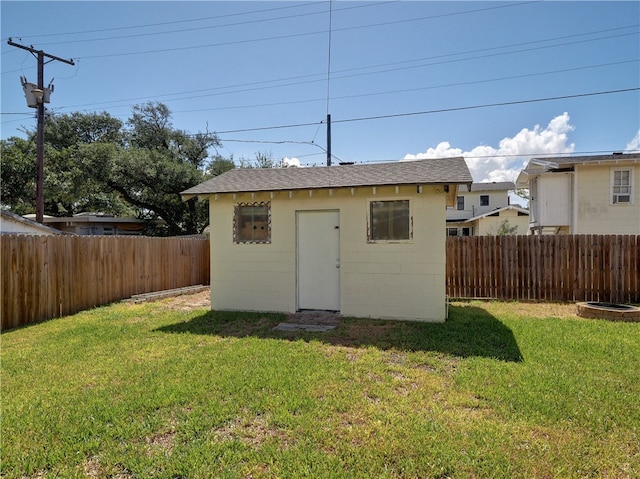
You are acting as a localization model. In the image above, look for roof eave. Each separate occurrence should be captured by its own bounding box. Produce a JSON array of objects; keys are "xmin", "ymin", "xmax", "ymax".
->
[{"xmin": 182, "ymin": 179, "xmax": 472, "ymax": 198}]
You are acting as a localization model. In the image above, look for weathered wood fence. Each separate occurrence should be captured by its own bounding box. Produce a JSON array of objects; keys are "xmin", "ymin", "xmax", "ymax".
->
[
  {"xmin": 446, "ymin": 235, "xmax": 639, "ymax": 303},
  {"xmin": 1, "ymin": 235, "xmax": 209, "ymax": 330},
  {"xmin": 3, "ymin": 234, "xmax": 638, "ymax": 330}
]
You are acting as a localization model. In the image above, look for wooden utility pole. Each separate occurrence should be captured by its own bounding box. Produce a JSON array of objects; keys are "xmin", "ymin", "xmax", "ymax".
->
[
  {"xmin": 326, "ymin": 113, "xmax": 332, "ymax": 166},
  {"xmin": 7, "ymin": 39, "xmax": 74, "ymax": 223}
]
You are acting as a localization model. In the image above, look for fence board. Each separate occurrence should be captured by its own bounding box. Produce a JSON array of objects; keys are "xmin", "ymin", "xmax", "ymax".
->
[
  {"xmin": 3, "ymin": 234, "xmax": 638, "ymax": 330},
  {"xmin": 1, "ymin": 235, "xmax": 210, "ymax": 330},
  {"xmin": 446, "ymin": 235, "xmax": 639, "ymax": 303}
]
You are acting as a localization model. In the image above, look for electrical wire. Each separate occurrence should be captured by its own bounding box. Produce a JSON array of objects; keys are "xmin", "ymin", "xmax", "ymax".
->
[
  {"xmin": 14, "ymin": 25, "xmax": 636, "ymax": 115},
  {"xmin": 206, "ymin": 87, "xmax": 640, "ymax": 135}
]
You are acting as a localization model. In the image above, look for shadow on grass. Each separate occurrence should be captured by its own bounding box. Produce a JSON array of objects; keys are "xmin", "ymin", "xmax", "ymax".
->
[{"xmin": 155, "ymin": 305, "xmax": 523, "ymax": 362}]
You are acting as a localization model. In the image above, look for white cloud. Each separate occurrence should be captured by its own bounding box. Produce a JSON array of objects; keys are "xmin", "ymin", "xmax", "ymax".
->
[
  {"xmin": 281, "ymin": 157, "xmax": 301, "ymax": 167},
  {"xmin": 626, "ymin": 130, "xmax": 640, "ymax": 152},
  {"xmin": 403, "ymin": 113, "xmax": 576, "ymax": 183}
]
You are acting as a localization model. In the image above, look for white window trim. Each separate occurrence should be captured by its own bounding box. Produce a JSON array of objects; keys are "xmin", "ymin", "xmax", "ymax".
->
[
  {"xmin": 610, "ymin": 167, "xmax": 634, "ymax": 205},
  {"xmin": 367, "ymin": 197, "xmax": 413, "ymax": 243}
]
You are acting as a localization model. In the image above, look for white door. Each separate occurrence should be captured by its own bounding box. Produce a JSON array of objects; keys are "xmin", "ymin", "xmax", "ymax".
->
[{"xmin": 297, "ymin": 210, "xmax": 340, "ymax": 311}]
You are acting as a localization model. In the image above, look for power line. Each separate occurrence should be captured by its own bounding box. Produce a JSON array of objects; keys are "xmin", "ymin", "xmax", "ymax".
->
[
  {"xmin": 14, "ymin": 25, "xmax": 633, "ymax": 114},
  {"xmin": 1, "ymin": 2, "xmax": 328, "ymax": 40},
  {"xmin": 4, "ymin": 1, "xmax": 541, "ymax": 60},
  {"xmin": 162, "ymin": 59, "xmax": 640, "ymax": 115},
  {"xmin": 1, "ymin": 1, "xmax": 524, "ymax": 48},
  {"xmin": 212, "ymin": 87, "xmax": 640, "ymax": 135}
]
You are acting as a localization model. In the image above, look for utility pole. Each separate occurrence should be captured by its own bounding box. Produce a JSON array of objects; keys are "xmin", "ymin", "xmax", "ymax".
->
[
  {"xmin": 326, "ymin": 113, "xmax": 332, "ymax": 166},
  {"xmin": 7, "ymin": 38, "xmax": 74, "ymax": 223}
]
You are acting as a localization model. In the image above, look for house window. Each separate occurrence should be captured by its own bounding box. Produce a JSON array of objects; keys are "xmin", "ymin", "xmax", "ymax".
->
[
  {"xmin": 446, "ymin": 227, "xmax": 458, "ymax": 237},
  {"xmin": 461, "ymin": 227, "xmax": 471, "ymax": 236},
  {"xmin": 234, "ymin": 202, "xmax": 271, "ymax": 243},
  {"xmin": 611, "ymin": 168, "xmax": 633, "ymax": 204},
  {"xmin": 369, "ymin": 200, "xmax": 410, "ymax": 241},
  {"xmin": 456, "ymin": 196, "xmax": 464, "ymax": 210},
  {"xmin": 480, "ymin": 195, "xmax": 489, "ymax": 206}
]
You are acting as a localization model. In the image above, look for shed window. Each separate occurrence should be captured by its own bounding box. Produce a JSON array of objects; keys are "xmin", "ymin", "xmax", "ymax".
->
[
  {"xmin": 611, "ymin": 168, "xmax": 633, "ymax": 204},
  {"xmin": 370, "ymin": 200, "xmax": 411, "ymax": 241},
  {"xmin": 234, "ymin": 202, "xmax": 271, "ymax": 243}
]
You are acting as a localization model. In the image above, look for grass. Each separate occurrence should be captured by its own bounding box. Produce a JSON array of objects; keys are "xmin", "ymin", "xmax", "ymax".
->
[{"xmin": 1, "ymin": 299, "xmax": 639, "ymax": 478}]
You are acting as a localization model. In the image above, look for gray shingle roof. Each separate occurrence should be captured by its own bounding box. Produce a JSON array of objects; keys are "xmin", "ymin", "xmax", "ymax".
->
[
  {"xmin": 460, "ymin": 181, "xmax": 515, "ymax": 192},
  {"xmin": 182, "ymin": 157, "xmax": 472, "ymax": 197},
  {"xmin": 530, "ymin": 152, "xmax": 640, "ymax": 167}
]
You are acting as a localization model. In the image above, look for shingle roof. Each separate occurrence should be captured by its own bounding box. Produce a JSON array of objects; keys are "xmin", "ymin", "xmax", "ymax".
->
[
  {"xmin": 462, "ymin": 205, "xmax": 529, "ymax": 222},
  {"xmin": 529, "ymin": 152, "xmax": 640, "ymax": 168},
  {"xmin": 461, "ymin": 181, "xmax": 515, "ymax": 192},
  {"xmin": 182, "ymin": 157, "xmax": 472, "ymax": 197}
]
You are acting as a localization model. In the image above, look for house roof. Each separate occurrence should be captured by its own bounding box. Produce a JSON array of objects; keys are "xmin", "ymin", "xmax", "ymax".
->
[
  {"xmin": 181, "ymin": 157, "xmax": 472, "ymax": 198},
  {"xmin": 459, "ymin": 181, "xmax": 515, "ymax": 193},
  {"xmin": 462, "ymin": 205, "xmax": 529, "ymax": 223},
  {"xmin": 516, "ymin": 152, "xmax": 640, "ymax": 187},
  {"xmin": 0, "ymin": 209, "xmax": 65, "ymax": 235},
  {"xmin": 526, "ymin": 152, "xmax": 640, "ymax": 169}
]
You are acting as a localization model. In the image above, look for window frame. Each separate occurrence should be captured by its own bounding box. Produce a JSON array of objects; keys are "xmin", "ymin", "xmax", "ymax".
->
[
  {"xmin": 611, "ymin": 167, "xmax": 633, "ymax": 205},
  {"xmin": 456, "ymin": 196, "xmax": 464, "ymax": 211},
  {"xmin": 480, "ymin": 195, "xmax": 489, "ymax": 207},
  {"xmin": 368, "ymin": 199, "xmax": 412, "ymax": 243},
  {"xmin": 233, "ymin": 201, "xmax": 271, "ymax": 244}
]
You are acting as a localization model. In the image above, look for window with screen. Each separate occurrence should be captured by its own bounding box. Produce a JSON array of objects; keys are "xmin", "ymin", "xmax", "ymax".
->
[{"xmin": 611, "ymin": 168, "xmax": 633, "ymax": 204}]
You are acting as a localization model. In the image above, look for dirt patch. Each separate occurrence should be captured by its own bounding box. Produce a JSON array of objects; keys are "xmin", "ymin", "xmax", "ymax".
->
[
  {"xmin": 159, "ymin": 290, "xmax": 211, "ymax": 311},
  {"xmin": 213, "ymin": 414, "xmax": 293, "ymax": 449}
]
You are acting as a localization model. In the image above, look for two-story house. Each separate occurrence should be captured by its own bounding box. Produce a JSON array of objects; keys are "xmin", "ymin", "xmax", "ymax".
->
[
  {"xmin": 445, "ymin": 182, "xmax": 529, "ymax": 236},
  {"xmin": 516, "ymin": 152, "xmax": 640, "ymax": 235}
]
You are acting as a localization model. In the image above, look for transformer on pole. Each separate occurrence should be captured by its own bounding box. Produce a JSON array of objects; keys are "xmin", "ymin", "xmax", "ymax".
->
[{"xmin": 7, "ymin": 38, "xmax": 74, "ymax": 224}]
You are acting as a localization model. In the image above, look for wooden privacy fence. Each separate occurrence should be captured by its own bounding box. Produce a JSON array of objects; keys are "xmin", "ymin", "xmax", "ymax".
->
[
  {"xmin": 447, "ymin": 235, "xmax": 639, "ymax": 303},
  {"xmin": 1, "ymin": 235, "xmax": 210, "ymax": 330}
]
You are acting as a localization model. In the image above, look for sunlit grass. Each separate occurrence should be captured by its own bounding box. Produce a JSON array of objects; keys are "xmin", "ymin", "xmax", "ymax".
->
[{"xmin": 1, "ymin": 300, "xmax": 638, "ymax": 478}]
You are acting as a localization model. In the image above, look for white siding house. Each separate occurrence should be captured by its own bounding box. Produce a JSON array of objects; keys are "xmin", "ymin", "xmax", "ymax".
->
[
  {"xmin": 445, "ymin": 182, "xmax": 527, "ymax": 236},
  {"xmin": 517, "ymin": 153, "xmax": 640, "ymax": 234},
  {"xmin": 182, "ymin": 158, "xmax": 472, "ymax": 322}
]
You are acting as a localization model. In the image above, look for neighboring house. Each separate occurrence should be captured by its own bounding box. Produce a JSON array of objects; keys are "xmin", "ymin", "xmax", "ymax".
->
[
  {"xmin": 24, "ymin": 212, "xmax": 148, "ymax": 235},
  {"xmin": 446, "ymin": 182, "xmax": 524, "ymax": 236},
  {"xmin": 516, "ymin": 152, "xmax": 640, "ymax": 235},
  {"xmin": 182, "ymin": 158, "xmax": 472, "ymax": 322},
  {"xmin": 0, "ymin": 209, "xmax": 64, "ymax": 235},
  {"xmin": 460, "ymin": 205, "xmax": 530, "ymax": 236}
]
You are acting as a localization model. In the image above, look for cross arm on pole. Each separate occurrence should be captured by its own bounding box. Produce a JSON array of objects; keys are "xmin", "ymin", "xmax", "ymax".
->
[{"xmin": 7, "ymin": 38, "xmax": 75, "ymax": 65}]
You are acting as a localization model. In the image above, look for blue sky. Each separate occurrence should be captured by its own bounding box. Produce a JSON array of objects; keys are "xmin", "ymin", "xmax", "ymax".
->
[{"xmin": 2, "ymin": 1, "xmax": 639, "ymax": 184}]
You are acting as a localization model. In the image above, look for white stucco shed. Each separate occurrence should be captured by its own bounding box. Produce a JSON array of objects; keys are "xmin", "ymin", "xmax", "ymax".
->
[{"xmin": 182, "ymin": 158, "xmax": 472, "ymax": 322}]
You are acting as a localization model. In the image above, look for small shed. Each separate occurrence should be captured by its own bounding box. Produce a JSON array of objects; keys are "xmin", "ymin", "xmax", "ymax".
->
[{"xmin": 182, "ymin": 158, "xmax": 472, "ymax": 322}]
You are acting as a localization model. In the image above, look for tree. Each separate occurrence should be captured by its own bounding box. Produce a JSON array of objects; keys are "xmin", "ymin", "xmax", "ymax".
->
[
  {"xmin": 104, "ymin": 102, "xmax": 222, "ymax": 235},
  {"xmin": 0, "ymin": 137, "xmax": 37, "ymax": 215},
  {"xmin": 497, "ymin": 219, "xmax": 519, "ymax": 235},
  {"xmin": 208, "ymin": 156, "xmax": 236, "ymax": 177},
  {"xmin": 238, "ymin": 151, "xmax": 275, "ymax": 169},
  {"xmin": 0, "ymin": 102, "xmax": 228, "ymax": 235}
]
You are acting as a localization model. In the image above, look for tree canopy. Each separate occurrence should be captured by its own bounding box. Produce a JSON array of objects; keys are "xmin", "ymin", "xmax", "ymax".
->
[{"xmin": 0, "ymin": 102, "xmax": 235, "ymax": 235}]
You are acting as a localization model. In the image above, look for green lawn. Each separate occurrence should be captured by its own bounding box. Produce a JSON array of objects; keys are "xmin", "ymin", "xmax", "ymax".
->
[{"xmin": 1, "ymin": 299, "xmax": 638, "ymax": 478}]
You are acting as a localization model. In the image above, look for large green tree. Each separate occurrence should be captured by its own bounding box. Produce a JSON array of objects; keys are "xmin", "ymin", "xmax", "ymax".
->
[
  {"xmin": 0, "ymin": 137, "xmax": 37, "ymax": 215},
  {"xmin": 1, "ymin": 103, "xmax": 234, "ymax": 235}
]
